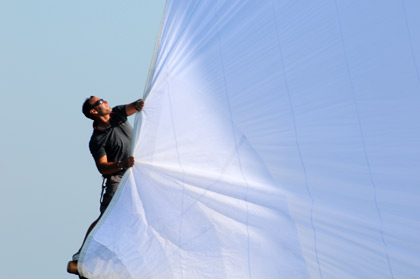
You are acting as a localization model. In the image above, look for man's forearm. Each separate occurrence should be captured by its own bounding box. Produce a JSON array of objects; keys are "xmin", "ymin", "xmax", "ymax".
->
[
  {"xmin": 97, "ymin": 161, "xmax": 124, "ymax": 175},
  {"xmin": 126, "ymin": 99, "xmax": 144, "ymax": 116},
  {"xmin": 96, "ymin": 156, "xmax": 135, "ymax": 175}
]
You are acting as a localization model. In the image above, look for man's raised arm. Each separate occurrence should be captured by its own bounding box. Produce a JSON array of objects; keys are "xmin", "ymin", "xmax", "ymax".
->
[{"xmin": 126, "ymin": 99, "xmax": 144, "ymax": 116}]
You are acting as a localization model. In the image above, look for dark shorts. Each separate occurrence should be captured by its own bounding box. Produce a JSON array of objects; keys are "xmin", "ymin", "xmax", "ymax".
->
[{"xmin": 100, "ymin": 174, "xmax": 123, "ymax": 214}]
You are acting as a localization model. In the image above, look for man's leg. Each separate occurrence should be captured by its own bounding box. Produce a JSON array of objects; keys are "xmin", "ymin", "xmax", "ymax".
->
[
  {"xmin": 67, "ymin": 175, "xmax": 120, "ymax": 276},
  {"xmin": 80, "ymin": 218, "xmax": 100, "ymax": 250},
  {"xmin": 67, "ymin": 218, "xmax": 100, "ymax": 275}
]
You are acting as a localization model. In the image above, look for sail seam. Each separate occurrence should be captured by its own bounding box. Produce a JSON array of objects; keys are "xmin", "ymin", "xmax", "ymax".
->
[
  {"xmin": 271, "ymin": 1, "xmax": 323, "ymax": 278},
  {"xmin": 401, "ymin": 0, "xmax": 420, "ymax": 87},
  {"xmin": 217, "ymin": 31, "xmax": 252, "ymax": 279},
  {"xmin": 333, "ymin": 1, "xmax": 394, "ymax": 278},
  {"xmin": 166, "ymin": 80, "xmax": 186, "ymax": 278}
]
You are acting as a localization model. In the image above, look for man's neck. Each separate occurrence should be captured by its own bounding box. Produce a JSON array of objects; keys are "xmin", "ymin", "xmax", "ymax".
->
[{"xmin": 95, "ymin": 114, "xmax": 111, "ymax": 128}]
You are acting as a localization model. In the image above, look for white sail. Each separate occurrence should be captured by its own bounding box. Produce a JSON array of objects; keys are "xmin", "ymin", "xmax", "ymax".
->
[{"xmin": 79, "ymin": 1, "xmax": 420, "ymax": 278}]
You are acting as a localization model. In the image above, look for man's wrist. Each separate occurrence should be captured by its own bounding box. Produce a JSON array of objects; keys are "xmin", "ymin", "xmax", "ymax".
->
[{"xmin": 116, "ymin": 161, "xmax": 123, "ymax": 170}]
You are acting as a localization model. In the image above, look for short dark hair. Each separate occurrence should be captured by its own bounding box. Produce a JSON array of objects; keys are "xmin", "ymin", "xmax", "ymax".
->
[{"xmin": 82, "ymin": 96, "xmax": 95, "ymax": 120}]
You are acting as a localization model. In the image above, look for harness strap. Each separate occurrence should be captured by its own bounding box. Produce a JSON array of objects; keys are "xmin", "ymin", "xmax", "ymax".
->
[{"xmin": 100, "ymin": 177, "xmax": 107, "ymax": 204}]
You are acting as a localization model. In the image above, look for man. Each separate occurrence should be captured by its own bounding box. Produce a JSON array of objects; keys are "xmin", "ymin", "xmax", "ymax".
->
[{"xmin": 67, "ymin": 96, "xmax": 144, "ymax": 278}]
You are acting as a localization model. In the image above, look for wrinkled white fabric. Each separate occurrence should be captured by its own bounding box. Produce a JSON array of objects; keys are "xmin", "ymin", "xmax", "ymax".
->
[{"xmin": 79, "ymin": 1, "xmax": 420, "ymax": 278}]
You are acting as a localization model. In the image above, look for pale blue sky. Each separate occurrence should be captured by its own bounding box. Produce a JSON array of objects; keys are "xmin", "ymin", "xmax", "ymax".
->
[{"xmin": 0, "ymin": 1, "xmax": 165, "ymax": 278}]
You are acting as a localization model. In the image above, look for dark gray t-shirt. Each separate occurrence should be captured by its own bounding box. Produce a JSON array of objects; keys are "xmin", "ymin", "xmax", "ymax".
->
[{"xmin": 89, "ymin": 105, "xmax": 133, "ymax": 177}]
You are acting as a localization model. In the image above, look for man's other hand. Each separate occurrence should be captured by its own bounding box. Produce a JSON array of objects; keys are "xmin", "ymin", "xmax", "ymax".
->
[{"xmin": 121, "ymin": 156, "xmax": 135, "ymax": 168}]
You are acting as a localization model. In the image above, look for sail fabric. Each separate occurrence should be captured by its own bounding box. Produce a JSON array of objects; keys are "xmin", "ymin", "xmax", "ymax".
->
[{"xmin": 79, "ymin": 1, "xmax": 420, "ymax": 278}]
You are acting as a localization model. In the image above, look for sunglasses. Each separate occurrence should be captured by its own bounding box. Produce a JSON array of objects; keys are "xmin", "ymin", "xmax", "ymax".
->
[{"xmin": 90, "ymin": 99, "xmax": 104, "ymax": 109}]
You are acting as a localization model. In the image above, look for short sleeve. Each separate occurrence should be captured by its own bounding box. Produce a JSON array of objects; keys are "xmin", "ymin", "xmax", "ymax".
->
[
  {"xmin": 89, "ymin": 137, "xmax": 106, "ymax": 161},
  {"xmin": 112, "ymin": 105, "xmax": 128, "ymax": 122}
]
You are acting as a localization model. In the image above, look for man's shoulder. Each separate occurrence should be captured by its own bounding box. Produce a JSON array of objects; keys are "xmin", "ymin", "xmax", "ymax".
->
[
  {"xmin": 112, "ymin": 105, "xmax": 127, "ymax": 116},
  {"xmin": 111, "ymin": 105, "xmax": 128, "ymax": 125},
  {"xmin": 89, "ymin": 130, "xmax": 106, "ymax": 145}
]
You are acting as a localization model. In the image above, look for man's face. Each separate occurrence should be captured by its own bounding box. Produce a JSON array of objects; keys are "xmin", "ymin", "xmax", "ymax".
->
[{"xmin": 90, "ymin": 96, "xmax": 112, "ymax": 116}]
